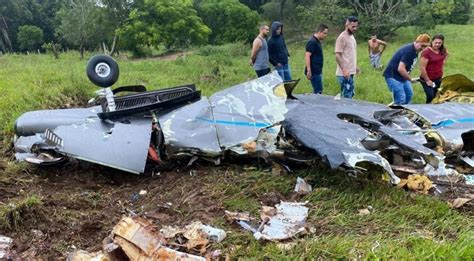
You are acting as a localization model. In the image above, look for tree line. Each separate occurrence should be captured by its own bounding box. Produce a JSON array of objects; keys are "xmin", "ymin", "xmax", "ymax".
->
[{"xmin": 0, "ymin": 0, "xmax": 471, "ymax": 58}]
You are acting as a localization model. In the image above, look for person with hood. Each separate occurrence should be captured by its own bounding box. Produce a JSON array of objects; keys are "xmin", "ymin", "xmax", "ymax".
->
[
  {"xmin": 383, "ymin": 34, "xmax": 431, "ymax": 105},
  {"xmin": 268, "ymin": 21, "xmax": 292, "ymax": 81}
]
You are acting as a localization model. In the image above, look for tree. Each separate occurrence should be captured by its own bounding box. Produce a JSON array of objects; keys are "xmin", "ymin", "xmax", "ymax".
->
[
  {"xmin": 97, "ymin": 0, "xmax": 135, "ymax": 55},
  {"xmin": 0, "ymin": 0, "xmax": 65, "ymax": 53},
  {"xmin": 195, "ymin": 0, "xmax": 260, "ymax": 44},
  {"xmin": 56, "ymin": 0, "xmax": 101, "ymax": 59},
  {"xmin": 119, "ymin": 0, "xmax": 210, "ymax": 55},
  {"xmin": 449, "ymin": 0, "xmax": 471, "ymax": 24},
  {"xmin": 238, "ymin": 0, "xmax": 271, "ymax": 12},
  {"xmin": 348, "ymin": 0, "xmax": 418, "ymax": 38},
  {"xmin": 17, "ymin": 25, "xmax": 43, "ymax": 51}
]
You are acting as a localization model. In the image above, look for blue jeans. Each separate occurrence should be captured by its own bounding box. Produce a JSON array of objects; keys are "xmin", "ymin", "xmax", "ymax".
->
[
  {"xmin": 385, "ymin": 77, "xmax": 413, "ymax": 105},
  {"xmin": 276, "ymin": 63, "xmax": 292, "ymax": 81},
  {"xmin": 337, "ymin": 75, "xmax": 355, "ymax": 98},
  {"xmin": 310, "ymin": 73, "xmax": 323, "ymax": 94}
]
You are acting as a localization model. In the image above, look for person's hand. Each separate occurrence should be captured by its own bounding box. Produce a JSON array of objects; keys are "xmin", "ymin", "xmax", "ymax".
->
[
  {"xmin": 276, "ymin": 63, "xmax": 283, "ymax": 68},
  {"xmin": 342, "ymin": 68, "xmax": 350, "ymax": 79},
  {"xmin": 426, "ymin": 80, "xmax": 434, "ymax": 87},
  {"xmin": 249, "ymin": 59, "xmax": 254, "ymax": 66},
  {"xmin": 306, "ymin": 71, "xmax": 312, "ymax": 80},
  {"xmin": 410, "ymin": 78, "xmax": 419, "ymax": 83}
]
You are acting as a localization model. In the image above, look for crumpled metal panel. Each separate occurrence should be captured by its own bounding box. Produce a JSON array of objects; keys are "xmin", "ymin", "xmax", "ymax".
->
[
  {"xmin": 402, "ymin": 103, "xmax": 474, "ymax": 152},
  {"xmin": 53, "ymin": 116, "xmax": 152, "ymax": 174},
  {"xmin": 209, "ymin": 72, "xmax": 286, "ymax": 149},
  {"xmin": 283, "ymin": 95, "xmax": 444, "ymax": 183},
  {"xmin": 284, "ymin": 95, "xmax": 391, "ymax": 168},
  {"xmin": 158, "ymin": 71, "xmax": 286, "ymax": 155},
  {"xmin": 14, "ymin": 105, "xmax": 152, "ymax": 174},
  {"xmin": 14, "ymin": 107, "xmax": 100, "ymax": 136},
  {"xmin": 159, "ymin": 98, "xmax": 221, "ymax": 155}
]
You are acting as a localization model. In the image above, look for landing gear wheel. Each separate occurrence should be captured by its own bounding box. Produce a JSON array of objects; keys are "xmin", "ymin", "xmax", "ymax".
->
[{"xmin": 86, "ymin": 55, "xmax": 120, "ymax": 87}]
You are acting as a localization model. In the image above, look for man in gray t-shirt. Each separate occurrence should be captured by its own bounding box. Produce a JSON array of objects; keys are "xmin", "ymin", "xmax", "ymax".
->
[{"xmin": 250, "ymin": 25, "xmax": 270, "ymax": 77}]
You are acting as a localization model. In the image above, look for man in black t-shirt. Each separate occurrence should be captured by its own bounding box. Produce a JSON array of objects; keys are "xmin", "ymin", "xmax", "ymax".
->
[{"xmin": 305, "ymin": 24, "xmax": 329, "ymax": 94}]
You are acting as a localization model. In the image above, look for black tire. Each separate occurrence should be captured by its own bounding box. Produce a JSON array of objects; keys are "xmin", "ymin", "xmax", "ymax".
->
[{"xmin": 86, "ymin": 55, "xmax": 120, "ymax": 87}]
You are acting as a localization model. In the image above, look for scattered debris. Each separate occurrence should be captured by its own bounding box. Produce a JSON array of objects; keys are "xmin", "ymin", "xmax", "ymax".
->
[
  {"xmin": 465, "ymin": 175, "xmax": 474, "ymax": 185},
  {"xmin": 258, "ymin": 201, "xmax": 308, "ymax": 241},
  {"xmin": 0, "ymin": 236, "xmax": 13, "ymax": 259},
  {"xmin": 224, "ymin": 210, "xmax": 251, "ymax": 222},
  {"xmin": 398, "ymin": 174, "xmax": 433, "ymax": 194},
  {"xmin": 67, "ymin": 250, "xmax": 107, "ymax": 261},
  {"xmin": 358, "ymin": 206, "xmax": 373, "ymax": 216},
  {"xmin": 139, "ymin": 190, "xmax": 147, "ymax": 196},
  {"xmin": 450, "ymin": 198, "xmax": 472, "ymax": 209},
  {"xmin": 68, "ymin": 217, "xmax": 214, "ymax": 261},
  {"xmin": 294, "ymin": 177, "xmax": 312, "ymax": 194}
]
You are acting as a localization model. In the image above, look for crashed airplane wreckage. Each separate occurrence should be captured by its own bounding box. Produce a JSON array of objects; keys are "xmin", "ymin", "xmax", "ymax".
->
[{"xmin": 13, "ymin": 55, "xmax": 474, "ymax": 184}]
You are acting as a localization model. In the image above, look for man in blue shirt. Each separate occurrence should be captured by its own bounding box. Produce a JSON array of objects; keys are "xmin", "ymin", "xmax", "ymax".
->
[
  {"xmin": 305, "ymin": 24, "xmax": 329, "ymax": 94},
  {"xmin": 383, "ymin": 34, "xmax": 431, "ymax": 105}
]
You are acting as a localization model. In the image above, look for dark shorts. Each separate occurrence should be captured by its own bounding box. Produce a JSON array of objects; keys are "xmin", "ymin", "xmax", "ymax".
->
[{"xmin": 256, "ymin": 68, "xmax": 271, "ymax": 77}]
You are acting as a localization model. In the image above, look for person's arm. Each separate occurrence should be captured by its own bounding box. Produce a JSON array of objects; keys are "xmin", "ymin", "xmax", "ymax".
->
[
  {"xmin": 397, "ymin": 62, "xmax": 414, "ymax": 82},
  {"xmin": 368, "ymin": 41, "xmax": 371, "ymax": 56},
  {"xmin": 335, "ymin": 52, "xmax": 349, "ymax": 78},
  {"xmin": 305, "ymin": 51, "xmax": 312, "ymax": 80},
  {"xmin": 249, "ymin": 38, "xmax": 262, "ymax": 66},
  {"xmin": 378, "ymin": 39, "xmax": 387, "ymax": 54},
  {"xmin": 419, "ymin": 56, "xmax": 433, "ymax": 86}
]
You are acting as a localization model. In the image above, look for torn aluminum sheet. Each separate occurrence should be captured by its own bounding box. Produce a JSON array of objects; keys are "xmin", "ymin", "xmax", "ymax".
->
[
  {"xmin": 14, "ymin": 107, "xmax": 152, "ymax": 174},
  {"xmin": 283, "ymin": 95, "xmax": 442, "ymax": 183},
  {"xmin": 255, "ymin": 201, "xmax": 309, "ymax": 241},
  {"xmin": 401, "ymin": 103, "xmax": 474, "ymax": 154},
  {"xmin": 159, "ymin": 71, "xmax": 286, "ymax": 156}
]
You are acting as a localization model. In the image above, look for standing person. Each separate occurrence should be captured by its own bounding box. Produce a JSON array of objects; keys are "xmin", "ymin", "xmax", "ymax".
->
[
  {"xmin": 383, "ymin": 34, "xmax": 431, "ymax": 105},
  {"xmin": 305, "ymin": 24, "xmax": 329, "ymax": 94},
  {"xmin": 249, "ymin": 25, "xmax": 271, "ymax": 77},
  {"xmin": 268, "ymin": 21, "xmax": 292, "ymax": 81},
  {"xmin": 335, "ymin": 16, "xmax": 359, "ymax": 99},
  {"xmin": 368, "ymin": 34, "xmax": 387, "ymax": 69},
  {"xmin": 419, "ymin": 34, "xmax": 449, "ymax": 103}
]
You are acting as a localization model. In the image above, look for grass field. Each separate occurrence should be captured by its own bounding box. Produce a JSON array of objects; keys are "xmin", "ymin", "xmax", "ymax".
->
[{"xmin": 0, "ymin": 24, "xmax": 473, "ymax": 259}]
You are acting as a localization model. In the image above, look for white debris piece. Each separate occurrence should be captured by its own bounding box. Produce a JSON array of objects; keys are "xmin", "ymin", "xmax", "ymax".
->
[
  {"xmin": 0, "ymin": 236, "xmax": 13, "ymax": 259},
  {"xmin": 259, "ymin": 201, "xmax": 309, "ymax": 241},
  {"xmin": 294, "ymin": 177, "xmax": 312, "ymax": 194}
]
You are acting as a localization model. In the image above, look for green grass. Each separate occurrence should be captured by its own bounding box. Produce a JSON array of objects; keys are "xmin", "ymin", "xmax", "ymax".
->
[{"xmin": 0, "ymin": 24, "xmax": 473, "ymax": 259}]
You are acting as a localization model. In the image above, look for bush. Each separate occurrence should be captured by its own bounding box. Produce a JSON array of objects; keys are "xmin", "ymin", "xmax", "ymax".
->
[
  {"xmin": 119, "ymin": 0, "xmax": 211, "ymax": 55},
  {"xmin": 195, "ymin": 0, "xmax": 260, "ymax": 44},
  {"xmin": 17, "ymin": 25, "xmax": 44, "ymax": 51}
]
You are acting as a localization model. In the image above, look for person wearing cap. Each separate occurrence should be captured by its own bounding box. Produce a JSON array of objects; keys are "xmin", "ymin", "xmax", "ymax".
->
[
  {"xmin": 335, "ymin": 16, "xmax": 359, "ymax": 99},
  {"xmin": 383, "ymin": 34, "xmax": 431, "ymax": 105}
]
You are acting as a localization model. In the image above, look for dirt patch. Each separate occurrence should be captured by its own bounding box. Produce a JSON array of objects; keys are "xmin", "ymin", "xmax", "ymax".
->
[{"xmin": 0, "ymin": 158, "xmax": 251, "ymax": 259}]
